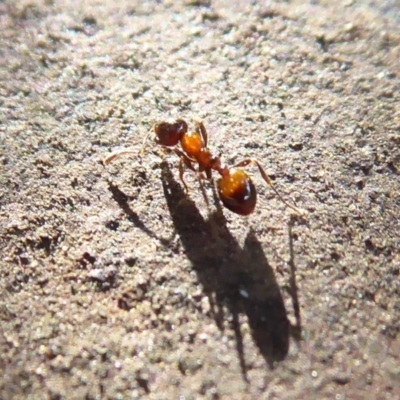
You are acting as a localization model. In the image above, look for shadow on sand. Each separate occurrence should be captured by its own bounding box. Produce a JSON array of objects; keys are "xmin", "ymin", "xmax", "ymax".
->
[{"xmin": 109, "ymin": 162, "xmax": 302, "ymax": 381}]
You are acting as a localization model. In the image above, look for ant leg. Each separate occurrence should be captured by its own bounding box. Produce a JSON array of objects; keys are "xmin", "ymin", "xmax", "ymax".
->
[
  {"xmin": 104, "ymin": 149, "xmax": 137, "ymax": 165},
  {"xmin": 176, "ymin": 162, "xmax": 211, "ymax": 209},
  {"xmin": 179, "ymin": 157, "xmax": 194, "ymax": 195},
  {"xmin": 154, "ymin": 146, "xmax": 196, "ymax": 193},
  {"xmin": 178, "ymin": 157, "xmax": 190, "ymax": 193},
  {"xmin": 104, "ymin": 127, "xmax": 153, "ymax": 165},
  {"xmin": 139, "ymin": 129, "xmax": 154, "ymax": 156},
  {"xmin": 195, "ymin": 120, "xmax": 208, "ymax": 148},
  {"xmin": 233, "ymin": 159, "xmax": 304, "ymax": 215},
  {"xmin": 174, "ymin": 148, "xmax": 196, "ymax": 194},
  {"xmin": 196, "ymin": 171, "xmax": 211, "ymax": 207}
]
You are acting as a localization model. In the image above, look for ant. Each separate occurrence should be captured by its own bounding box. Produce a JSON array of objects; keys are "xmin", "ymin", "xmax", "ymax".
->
[{"xmin": 104, "ymin": 119, "xmax": 303, "ymax": 216}]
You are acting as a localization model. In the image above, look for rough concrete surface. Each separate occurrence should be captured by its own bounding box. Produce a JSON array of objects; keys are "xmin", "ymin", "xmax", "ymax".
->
[{"xmin": 1, "ymin": 0, "xmax": 399, "ymax": 399}]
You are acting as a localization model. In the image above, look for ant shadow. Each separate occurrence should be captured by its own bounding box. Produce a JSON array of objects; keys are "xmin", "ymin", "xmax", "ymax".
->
[
  {"xmin": 160, "ymin": 162, "xmax": 298, "ymax": 379},
  {"xmin": 107, "ymin": 162, "xmax": 302, "ymax": 381}
]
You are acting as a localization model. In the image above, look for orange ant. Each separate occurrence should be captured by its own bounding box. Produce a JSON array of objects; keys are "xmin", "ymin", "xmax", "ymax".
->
[{"xmin": 104, "ymin": 119, "xmax": 303, "ymax": 216}]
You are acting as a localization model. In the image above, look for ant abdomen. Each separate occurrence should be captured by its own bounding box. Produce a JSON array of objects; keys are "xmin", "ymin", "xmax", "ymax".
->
[
  {"xmin": 154, "ymin": 119, "xmax": 188, "ymax": 147},
  {"xmin": 217, "ymin": 169, "xmax": 257, "ymax": 216}
]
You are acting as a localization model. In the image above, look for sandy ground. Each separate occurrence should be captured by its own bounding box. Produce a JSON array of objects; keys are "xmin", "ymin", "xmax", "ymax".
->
[{"xmin": 1, "ymin": 0, "xmax": 400, "ymax": 399}]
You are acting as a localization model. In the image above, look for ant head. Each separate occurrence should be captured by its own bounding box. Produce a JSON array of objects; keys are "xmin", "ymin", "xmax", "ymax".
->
[{"xmin": 154, "ymin": 119, "xmax": 188, "ymax": 147}]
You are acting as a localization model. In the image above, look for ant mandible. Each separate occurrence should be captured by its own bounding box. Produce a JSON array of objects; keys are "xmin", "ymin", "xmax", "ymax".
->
[{"xmin": 104, "ymin": 119, "xmax": 302, "ymax": 216}]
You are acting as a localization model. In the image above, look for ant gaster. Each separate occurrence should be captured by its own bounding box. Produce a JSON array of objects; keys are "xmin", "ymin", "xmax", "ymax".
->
[{"xmin": 105, "ymin": 119, "xmax": 302, "ymax": 216}]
